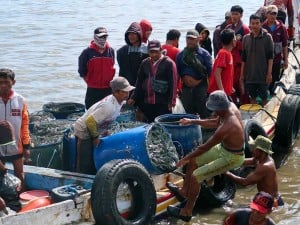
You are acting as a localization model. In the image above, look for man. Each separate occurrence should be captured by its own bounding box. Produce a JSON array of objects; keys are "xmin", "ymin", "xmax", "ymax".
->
[
  {"xmin": 264, "ymin": 0, "xmax": 294, "ymax": 39},
  {"xmin": 213, "ymin": 11, "xmax": 232, "ymax": 58},
  {"xmin": 117, "ymin": 22, "xmax": 149, "ymax": 86},
  {"xmin": 208, "ymin": 28, "xmax": 236, "ymax": 97},
  {"xmin": 128, "ymin": 40, "xmax": 178, "ymax": 122},
  {"xmin": 262, "ymin": 5, "xmax": 289, "ymax": 94},
  {"xmin": 167, "ymin": 90, "xmax": 245, "ymax": 222},
  {"xmin": 78, "ymin": 27, "xmax": 115, "ymax": 109},
  {"xmin": 240, "ymin": 14, "xmax": 274, "ymax": 106},
  {"xmin": 226, "ymin": 135, "xmax": 284, "ymax": 206},
  {"xmin": 74, "ymin": 77, "xmax": 135, "ymax": 174},
  {"xmin": 176, "ymin": 30, "xmax": 212, "ymax": 119},
  {"xmin": 223, "ymin": 191, "xmax": 276, "ymax": 225},
  {"xmin": 227, "ymin": 5, "xmax": 251, "ymax": 106},
  {"xmin": 0, "ymin": 69, "xmax": 31, "ymax": 192},
  {"xmin": 161, "ymin": 29, "xmax": 182, "ymax": 93}
]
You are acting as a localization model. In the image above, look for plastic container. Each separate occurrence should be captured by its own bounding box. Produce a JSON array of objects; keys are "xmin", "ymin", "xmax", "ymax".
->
[
  {"xmin": 43, "ymin": 102, "xmax": 85, "ymax": 119},
  {"xmin": 19, "ymin": 190, "xmax": 50, "ymax": 206},
  {"xmin": 93, "ymin": 123, "xmax": 178, "ymax": 174},
  {"xmin": 154, "ymin": 114, "xmax": 203, "ymax": 155},
  {"xmin": 239, "ymin": 104, "xmax": 262, "ymax": 120},
  {"xmin": 62, "ymin": 128, "xmax": 77, "ymax": 172},
  {"xmin": 51, "ymin": 184, "xmax": 87, "ymax": 202}
]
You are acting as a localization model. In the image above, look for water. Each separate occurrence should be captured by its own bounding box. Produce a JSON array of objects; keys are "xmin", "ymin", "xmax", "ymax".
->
[{"xmin": 1, "ymin": 1, "xmax": 300, "ymax": 224}]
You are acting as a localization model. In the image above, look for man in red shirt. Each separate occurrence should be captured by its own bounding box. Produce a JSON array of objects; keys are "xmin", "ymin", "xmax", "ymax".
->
[{"xmin": 208, "ymin": 29, "xmax": 236, "ymax": 97}]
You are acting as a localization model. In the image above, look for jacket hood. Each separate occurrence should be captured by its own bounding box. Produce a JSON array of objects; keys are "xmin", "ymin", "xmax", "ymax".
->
[
  {"xmin": 140, "ymin": 19, "xmax": 152, "ymax": 43},
  {"xmin": 125, "ymin": 22, "xmax": 142, "ymax": 46},
  {"xmin": 89, "ymin": 40, "xmax": 110, "ymax": 51}
]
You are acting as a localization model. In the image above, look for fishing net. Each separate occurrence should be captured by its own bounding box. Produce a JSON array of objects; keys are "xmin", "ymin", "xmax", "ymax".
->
[{"xmin": 42, "ymin": 102, "xmax": 85, "ymax": 119}]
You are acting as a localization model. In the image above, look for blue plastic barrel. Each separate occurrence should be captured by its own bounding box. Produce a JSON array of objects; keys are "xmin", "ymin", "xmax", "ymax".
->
[
  {"xmin": 93, "ymin": 123, "xmax": 178, "ymax": 174},
  {"xmin": 154, "ymin": 114, "xmax": 202, "ymax": 155},
  {"xmin": 62, "ymin": 129, "xmax": 77, "ymax": 172}
]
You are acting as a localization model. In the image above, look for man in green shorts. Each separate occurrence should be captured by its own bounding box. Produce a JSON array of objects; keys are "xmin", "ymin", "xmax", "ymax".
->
[{"xmin": 167, "ymin": 90, "xmax": 245, "ymax": 222}]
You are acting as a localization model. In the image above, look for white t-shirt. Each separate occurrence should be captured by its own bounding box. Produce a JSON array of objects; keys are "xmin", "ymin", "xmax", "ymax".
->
[{"xmin": 74, "ymin": 94, "xmax": 123, "ymax": 139}]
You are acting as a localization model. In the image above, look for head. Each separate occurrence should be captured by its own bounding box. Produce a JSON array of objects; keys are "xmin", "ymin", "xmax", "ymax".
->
[
  {"xmin": 0, "ymin": 68, "xmax": 16, "ymax": 97},
  {"xmin": 140, "ymin": 19, "xmax": 152, "ymax": 43},
  {"xmin": 94, "ymin": 27, "xmax": 108, "ymax": 48},
  {"xmin": 266, "ymin": 5, "xmax": 278, "ymax": 23},
  {"xmin": 148, "ymin": 40, "xmax": 162, "ymax": 62},
  {"xmin": 110, "ymin": 77, "xmax": 135, "ymax": 104},
  {"xmin": 249, "ymin": 14, "xmax": 262, "ymax": 35},
  {"xmin": 220, "ymin": 28, "xmax": 236, "ymax": 47},
  {"xmin": 249, "ymin": 135, "xmax": 273, "ymax": 158},
  {"xmin": 125, "ymin": 22, "xmax": 142, "ymax": 47},
  {"xmin": 225, "ymin": 11, "xmax": 232, "ymax": 24},
  {"xmin": 206, "ymin": 90, "xmax": 230, "ymax": 113},
  {"xmin": 250, "ymin": 191, "xmax": 274, "ymax": 215},
  {"xmin": 185, "ymin": 29, "xmax": 199, "ymax": 49},
  {"xmin": 0, "ymin": 120, "xmax": 15, "ymax": 146},
  {"xmin": 166, "ymin": 29, "xmax": 181, "ymax": 47},
  {"xmin": 230, "ymin": 5, "xmax": 243, "ymax": 24}
]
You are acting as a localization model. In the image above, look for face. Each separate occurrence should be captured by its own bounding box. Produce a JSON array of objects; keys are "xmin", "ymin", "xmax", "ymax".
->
[
  {"xmin": 231, "ymin": 11, "xmax": 242, "ymax": 24},
  {"xmin": 127, "ymin": 32, "xmax": 139, "ymax": 45},
  {"xmin": 186, "ymin": 37, "xmax": 199, "ymax": 49},
  {"xmin": 251, "ymin": 209, "xmax": 268, "ymax": 221},
  {"xmin": 250, "ymin": 18, "xmax": 262, "ymax": 34},
  {"xmin": 114, "ymin": 90, "xmax": 130, "ymax": 103},
  {"xmin": 251, "ymin": 148, "xmax": 262, "ymax": 159},
  {"xmin": 0, "ymin": 77, "xmax": 15, "ymax": 96},
  {"xmin": 149, "ymin": 49, "xmax": 162, "ymax": 62},
  {"xmin": 266, "ymin": 11, "xmax": 277, "ymax": 23}
]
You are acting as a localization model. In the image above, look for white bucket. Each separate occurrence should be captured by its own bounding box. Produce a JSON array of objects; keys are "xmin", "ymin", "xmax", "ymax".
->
[{"xmin": 239, "ymin": 104, "xmax": 262, "ymax": 120}]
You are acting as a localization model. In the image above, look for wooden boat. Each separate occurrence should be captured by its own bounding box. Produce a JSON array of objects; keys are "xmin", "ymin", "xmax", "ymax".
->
[{"xmin": 1, "ymin": 43, "xmax": 300, "ymax": 225}]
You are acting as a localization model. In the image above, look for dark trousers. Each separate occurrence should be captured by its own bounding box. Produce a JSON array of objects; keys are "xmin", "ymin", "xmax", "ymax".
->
[
  {"xmin": 180, "ymin": 80, "xmax": 209, "ymax": 119},
  {"xmin": 269, "ymin": 63, "xmax": 282, "ymax": 94},
  {"xmin": 76, "ymin": 137, "xmax": 96, "ymax": 174},
  {"xmin": 85, "ymin": 87, "xmax": 112, "ymax": 110},
  {"xmin": 138, "ymin": 102, "xmax": 171, "ymax": 122}
]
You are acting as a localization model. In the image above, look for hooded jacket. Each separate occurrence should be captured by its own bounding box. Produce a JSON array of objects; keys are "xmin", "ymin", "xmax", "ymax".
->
[
  {"xmin": 117, "ymin": 22, "xmax": 149, "ymax": 85},
  {"xmin": 140, "ymin": 19, "xmax": 152, "ymax": 43}
]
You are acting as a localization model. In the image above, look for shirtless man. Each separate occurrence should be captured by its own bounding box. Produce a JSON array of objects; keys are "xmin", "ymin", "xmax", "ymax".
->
[
  {"xmin": 225, "ymin": 135, "xmax": 284, "ymax": 206},
  {"xmin": 167, "ymin": 90, "xmax": 245, "ymax": 222}
]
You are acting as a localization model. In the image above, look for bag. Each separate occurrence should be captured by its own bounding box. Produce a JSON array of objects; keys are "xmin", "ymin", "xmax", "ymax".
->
[
  {"xmin": 151, "ymin": 79, "xmax": 168, "ymax": 94},
  {"xmin": 0, "ymin": 173, "xmax": 21, "ymax": 212}
]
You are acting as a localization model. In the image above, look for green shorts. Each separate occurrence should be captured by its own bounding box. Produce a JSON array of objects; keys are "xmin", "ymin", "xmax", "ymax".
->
[{"xmin": 193, "ymin": 143, "xmax": 245, "ymax": 183}]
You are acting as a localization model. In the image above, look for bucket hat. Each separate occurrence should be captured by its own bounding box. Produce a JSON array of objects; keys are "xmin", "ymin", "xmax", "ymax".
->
[
  {"xmin": 206, "ymin": 90, "xmax": 230, "ymax": 111},
  {"xmin": 249, "ymin": 135, "xmax": 273, "ymax": 154},
  {"xmin": 110, "ymin": 77, "xmax": 135, "ymax": 92},
  {"xmin": 250, "ymin": 191, "xmax": 274, "ymax": 214}
]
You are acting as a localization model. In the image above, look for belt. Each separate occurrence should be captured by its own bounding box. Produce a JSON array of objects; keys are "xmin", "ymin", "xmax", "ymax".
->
[{"xmin": 221, "ymin": 143, "xmax": 244, "ymax": 155}]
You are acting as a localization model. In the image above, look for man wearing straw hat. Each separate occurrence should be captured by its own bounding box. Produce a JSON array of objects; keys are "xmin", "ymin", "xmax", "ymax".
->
[{"xmin": 225, "ymin": 135, "xmax": 284, "ymax": 206}]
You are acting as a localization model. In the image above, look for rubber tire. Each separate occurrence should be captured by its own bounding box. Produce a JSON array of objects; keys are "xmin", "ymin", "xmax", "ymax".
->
[
  {"xmin": 244, "ymin": 119, "xmax": 267, "ymax": 158},
  {"xmin": 196, "ymin": 174, "xmax": 236, "ymax": 208},
  {"xmin": 287, "ymin": 84, "xmax": 300, "ymax": 95},
  {"xmin": 272, "ymin": 94, "xmax": 300, "ymax": 148},
  {"xmin": 91, "ymin": 159, "xmax": 156, "ymax": 225}
]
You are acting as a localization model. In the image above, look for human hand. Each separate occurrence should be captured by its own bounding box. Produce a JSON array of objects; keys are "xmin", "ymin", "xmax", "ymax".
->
[
  {"xmin": 127, "ymin": 99, "xmax": 135, "ymax": 105},
  {"xmin": 176, "ymin": 157, "xmax": 190, "ymax": 168},
  {"xmin": 287, "ymin": 27, "xmax": 295, "ymax": 39},
  {"xmin": 179, "ymin": 118, "xmax": 192, "ymax": 125},
  {"xmin": 92, "ymin": 137, "xmax": 101, "ymax": 147},
  {"xmin": 0, "ymin": 197, "xmax": 6, "ymax": 212},
  {"xmin": 266, "ymin": 73, "xmax": 272, "ymax": 84}
]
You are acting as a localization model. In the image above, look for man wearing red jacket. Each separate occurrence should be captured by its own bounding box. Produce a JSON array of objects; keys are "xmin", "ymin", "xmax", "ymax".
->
[{"xmin": 78, "ymin": 27, "xmax": 115, "ymax": 109}]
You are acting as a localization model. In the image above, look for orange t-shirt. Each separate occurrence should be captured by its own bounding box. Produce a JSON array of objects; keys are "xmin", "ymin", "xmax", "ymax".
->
[{"xmin": 208, "ymin": 48, "xmax": 233, "ymax": 96}]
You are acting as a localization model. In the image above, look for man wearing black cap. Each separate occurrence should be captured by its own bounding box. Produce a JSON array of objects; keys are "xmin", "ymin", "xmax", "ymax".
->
[
  {"xmin": 167, "ymin": 90, "xmax": 244, "ymax": 222},
  {"xmin": 78, "ymin": 27, "xmax": 115, "ymax": 109},
  {"xmin": 128, "ymin": 40, "xmax": 178, "ymax": 122},
  {"xmin": 74, "ymin": 77, "xmax": 135, "ymax": 174}
]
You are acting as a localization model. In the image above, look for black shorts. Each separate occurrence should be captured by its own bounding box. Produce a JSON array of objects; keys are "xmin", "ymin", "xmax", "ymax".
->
[
  {"xmin": 245, "ymin": 83, "xmax": 268, "ymax": 100},
  {"xmin": 0, "ymin": 153, "xmax": 23, "ymax": 162}
]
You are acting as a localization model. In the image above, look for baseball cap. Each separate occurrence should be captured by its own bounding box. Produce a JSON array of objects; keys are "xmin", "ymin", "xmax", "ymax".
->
[
  {"xmin": 186, "ymin": 29, "xmax": 199, "ymax": 39},
  {"xmin": 0, "ymin": 120, "xmax": 15, "ymax": 146},
  {"xmin": 148, "ymin": 40, "xmax": 161, "ymax": 51},
  {"xmin": 206, "ymin": 90, "xmax": 230, "ymax": 111},
  {"xmin": 250, "ymin": 191, "xmax": 274, "ymax": 214},
  {"xmin": 266, "ymin": 5, "xmax": 278, "ymax": 14},
  {"xmin": 94, "ymin": 27, "xmax": 108, "ymax": 37},
  {"xmin": 110, "ymin": 77, "xmax": 135, "ymax": 92},
  {"xmin": 249, "ymin": 135, "xmax": 273, "ymax": 155}
]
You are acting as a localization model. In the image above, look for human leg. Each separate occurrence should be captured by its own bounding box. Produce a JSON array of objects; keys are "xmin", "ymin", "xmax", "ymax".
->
[
  {"xmin": 76, "ymin": 138, "xmax": 96, "ymax": 174},
  {"xmin": 180, "ymin": 85, "xmax": 194, "ymax": 114},
  {"xmin": 12, "ymin": 157, "xmax": 25, "ymax": 192},
  {"xmin": 194, "ymin": 81, "xmax": 209, "ymax": 118}
]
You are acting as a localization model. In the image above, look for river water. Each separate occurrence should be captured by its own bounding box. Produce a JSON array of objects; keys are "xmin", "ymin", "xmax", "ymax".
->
[{"xmin": 1, "ymin": 1, "xmax": 300, "ymax": 224}]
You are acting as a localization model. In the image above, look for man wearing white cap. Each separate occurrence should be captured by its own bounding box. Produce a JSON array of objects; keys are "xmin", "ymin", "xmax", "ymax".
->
[
  {"xmin": 78, "ymin": 27, "xmax": 115, "ymax": 109},
  {"xmin": 74, "ymin": 77, "xmax": 135, "ymax": 174}
]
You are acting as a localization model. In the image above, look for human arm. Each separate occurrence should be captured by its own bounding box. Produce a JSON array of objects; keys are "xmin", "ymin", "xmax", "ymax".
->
[
  {"xmin": 78, "ymin": 49, "xmax": 88, "ymax": 79},
  {"xmin": 179, "ymin": 116, "xmax": 220, "ymax": 128},
  {"xmin": 240, "ymin": 62, "xmax": 245, "ymax": 95},
  {"xmin": 287, "ymin": 0, "xmax": 294, "ymax": 29},
  {"xmin": 85, "ymin": 115, "xmax": 100, "ymax": 147},
  {"xmin": 214, "ymin": 67, "xmax": 224, "ymax": 91},
  {"xmin": 0, "ymin": 197, "xmax": 6, "ymax": 212},
  {"xmin": 21, "ymin": 102, "xmax": 31, "ymax": 160}
]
